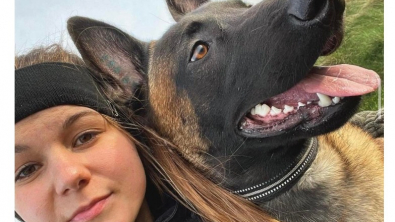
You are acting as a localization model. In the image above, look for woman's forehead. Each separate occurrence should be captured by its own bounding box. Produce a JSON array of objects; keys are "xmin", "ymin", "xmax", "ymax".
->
[{"xmin": 15, "ymin": 105, "xmax": 101, "ymax": 138}]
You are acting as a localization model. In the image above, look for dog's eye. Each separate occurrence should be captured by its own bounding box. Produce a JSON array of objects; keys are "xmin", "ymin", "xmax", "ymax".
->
[{"xmin": 190, "ymin": 42, "xmax": 209, "ymax": 62}]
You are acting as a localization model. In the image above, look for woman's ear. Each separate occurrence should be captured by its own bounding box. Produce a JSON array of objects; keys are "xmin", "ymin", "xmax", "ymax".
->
[{"xmin": 67, "ymin": 16, "xmax": 149, "ymax": 96}]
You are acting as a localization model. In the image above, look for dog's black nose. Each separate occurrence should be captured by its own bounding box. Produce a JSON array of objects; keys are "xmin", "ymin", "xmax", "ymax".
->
[{"xmin": 288, "ymin": 0, "xmax": 326, "ymax": 21}]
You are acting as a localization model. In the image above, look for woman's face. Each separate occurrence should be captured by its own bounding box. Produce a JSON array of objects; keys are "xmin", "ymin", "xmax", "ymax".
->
[{"xmin": 15, "ymin": 105, "xmax": 147, "ymax": 222}]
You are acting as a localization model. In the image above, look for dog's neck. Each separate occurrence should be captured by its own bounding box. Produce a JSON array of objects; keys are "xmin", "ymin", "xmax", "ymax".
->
[
  {"xmin": 214, "ymin": 138, "xmax": 318, "ymax": 202},
  {"xmin": 233, "ymin": 138, "xmax": 318, "ymax": 201}
]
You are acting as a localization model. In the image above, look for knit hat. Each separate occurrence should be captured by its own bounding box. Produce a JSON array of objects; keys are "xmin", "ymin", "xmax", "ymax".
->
[{"xmin": 15, "ymin": 62, "xmax": 115, "ymax": 123}]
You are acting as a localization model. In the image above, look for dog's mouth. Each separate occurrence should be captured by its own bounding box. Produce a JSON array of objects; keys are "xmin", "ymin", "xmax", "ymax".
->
[{"xmin": 239, "ymin": 64, "xmax": 380, "ymax": 138}]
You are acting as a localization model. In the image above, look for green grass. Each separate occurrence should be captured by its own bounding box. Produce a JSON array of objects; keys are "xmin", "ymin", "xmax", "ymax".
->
[{"xmin": 316, "ymin": 0, "xmax": 384, "ymax": 111}]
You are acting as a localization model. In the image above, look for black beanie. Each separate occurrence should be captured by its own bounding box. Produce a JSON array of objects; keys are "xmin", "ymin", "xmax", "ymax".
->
[{"xmin": 15, "ymin": 62, "xmax": 115, "ymax": 123}]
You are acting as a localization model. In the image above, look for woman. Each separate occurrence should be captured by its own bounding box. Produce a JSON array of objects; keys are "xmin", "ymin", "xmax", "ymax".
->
[{"xmin": 15, "ymin": 45, "xmax": 278, "ymax": 222}]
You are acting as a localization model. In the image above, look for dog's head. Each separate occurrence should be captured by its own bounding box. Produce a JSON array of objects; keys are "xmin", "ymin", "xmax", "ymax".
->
[{"xmin": 68, "ymin": 0, "xmax": 380, "ymax": 184}]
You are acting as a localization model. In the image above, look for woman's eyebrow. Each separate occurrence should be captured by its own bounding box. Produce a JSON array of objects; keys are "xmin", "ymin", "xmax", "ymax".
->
[
  {"xmin": 15, "ymin": 111, "xmax": 99, "ymax": 154},
  {"xmin": 62, "ymin": 110, "xmax": 99, "ymax": 130},
  {"xmin": 15, "ymin": 145, "xmax": 29, "ymax": 154}
]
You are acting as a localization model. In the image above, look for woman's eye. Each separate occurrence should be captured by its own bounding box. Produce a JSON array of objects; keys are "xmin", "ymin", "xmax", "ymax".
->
[
  {"xmin": 74, "ymin": 132, "xmax": 97, "ymax": 147},
  {"xmin": 190, "ymin": 42, "xmax": 209, "ymax": 62},
  {"xmin": 15, "ymin": 164, "xmax": 41, "ymax": 182}
]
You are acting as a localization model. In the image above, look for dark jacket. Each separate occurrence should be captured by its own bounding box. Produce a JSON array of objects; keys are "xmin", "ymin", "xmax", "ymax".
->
[
  {"xmin": 153, "ymin": 195, "xmax": 202, "ymax": 222},
  {"xmin": 146, "ymin": 182, "xmax": 202, "ymax": 222}
]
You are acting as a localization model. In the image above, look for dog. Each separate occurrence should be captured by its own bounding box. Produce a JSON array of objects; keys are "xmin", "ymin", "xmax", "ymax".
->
[{"xmin": 67, "ymin": 0, "xmax": 383, "ymax": 221}]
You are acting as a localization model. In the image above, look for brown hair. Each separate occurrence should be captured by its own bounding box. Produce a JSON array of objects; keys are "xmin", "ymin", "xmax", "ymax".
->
[{"xmin": 15, "ymin": 44, "xmax": 278, "ymax": 222}]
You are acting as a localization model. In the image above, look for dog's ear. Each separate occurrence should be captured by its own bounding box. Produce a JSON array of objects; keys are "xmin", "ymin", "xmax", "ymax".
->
[
  {"xmin": 67, "ymin": 16, "xmax": 147, "ymax": 96},
  {"xmin": 166, "ymin": 0, "xmax": 209, "ymax": 21}
]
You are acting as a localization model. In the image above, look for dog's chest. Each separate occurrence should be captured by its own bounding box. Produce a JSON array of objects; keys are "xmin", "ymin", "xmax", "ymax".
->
[
  {"xmin": 260, "ymin": 145, "xmax": 347, "ymax": 221},
  {"xmin": 259, "ymin": 131, "xmax": 383, "ymax": 222}
]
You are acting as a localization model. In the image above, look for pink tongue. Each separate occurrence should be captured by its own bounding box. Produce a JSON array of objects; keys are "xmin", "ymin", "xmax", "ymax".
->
[{"xmin": 297, "ymin": 64, "xmax": 380, "ymax": 97}]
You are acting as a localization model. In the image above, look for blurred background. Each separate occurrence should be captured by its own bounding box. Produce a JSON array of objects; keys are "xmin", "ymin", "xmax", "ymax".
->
[{"xmin": 316, "ymin": 0, "xmax": 384, "ymax": 111}]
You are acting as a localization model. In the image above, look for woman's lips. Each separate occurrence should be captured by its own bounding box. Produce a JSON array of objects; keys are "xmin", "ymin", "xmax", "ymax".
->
[{"xmin": 69, "ymin": 194, "xmax": 111, "ymax": 222}]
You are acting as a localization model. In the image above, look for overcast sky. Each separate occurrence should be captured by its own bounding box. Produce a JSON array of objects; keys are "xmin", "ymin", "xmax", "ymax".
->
[{"xmin": 15, "ymin": 0, "xmax": 261, "ymax": 55}]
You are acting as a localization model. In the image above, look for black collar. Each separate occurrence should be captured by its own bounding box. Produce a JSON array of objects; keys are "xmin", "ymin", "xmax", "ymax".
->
[{"xmin": 232, "ymin": 137, "xmax": 318, "ymax": 202}]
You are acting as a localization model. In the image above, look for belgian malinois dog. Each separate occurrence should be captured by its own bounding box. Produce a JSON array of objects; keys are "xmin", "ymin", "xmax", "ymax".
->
[{"xmin": 67, "ymin": 0, "xmax": 383, "ymax": 221}]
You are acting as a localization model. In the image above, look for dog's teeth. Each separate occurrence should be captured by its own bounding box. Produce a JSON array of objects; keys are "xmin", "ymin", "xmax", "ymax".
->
[
  {"xmin": 283, "ymin": 105, "xmax": 294, "ymax": 114},
  {"xmin": 332, "ymin": 97, "xmax": 340, "ymax": 104},
  {"xmin": 307, "ymin": 101, "xmax": 312, "ymax": 104},
  {"xmin": 254, "ymin": 104, "xmax": 262, "ymax": 114},
  {"xmin": 298, "ymin": 102, "xmax": 306, "ymax": 108},
  {"xmin": 262, "ymin": 104, "xmax": 271, "ymax": 115},
  {"xmin": 317, "ymin": 93, "xmax": 332, "ymax": 107},
  {"xmin": 255, "ymin": 104, "xmax": 270, "ymax": 117},
  {"xmin": 251, "ymin": 108, "xmax": 256, "ymax": 115},
  {"xmin": 270, "ymin": 106, "xmax": 282, "ymax": 116}
]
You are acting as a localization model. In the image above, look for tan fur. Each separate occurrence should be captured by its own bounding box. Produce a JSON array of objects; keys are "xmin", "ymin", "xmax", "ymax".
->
[
  {"xmin": 323, "ymin": 123, "xmax": 382, "ymax": 220},
  {"xmin": 301, "ymin": 123, "xmax": 383, "ymax": 221},
  {"xmin": 261, "ymin": 123, "xmax": 383, "ymax": 221},
  {"xmin": 148, "ymin": 55, "xmax": 210, "ymax": 168}
]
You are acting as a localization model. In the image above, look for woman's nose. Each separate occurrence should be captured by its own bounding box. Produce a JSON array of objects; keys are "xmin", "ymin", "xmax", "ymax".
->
[{"xmin": 51, "ymin": 149, "xmax": 92, "ymax": 195}]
